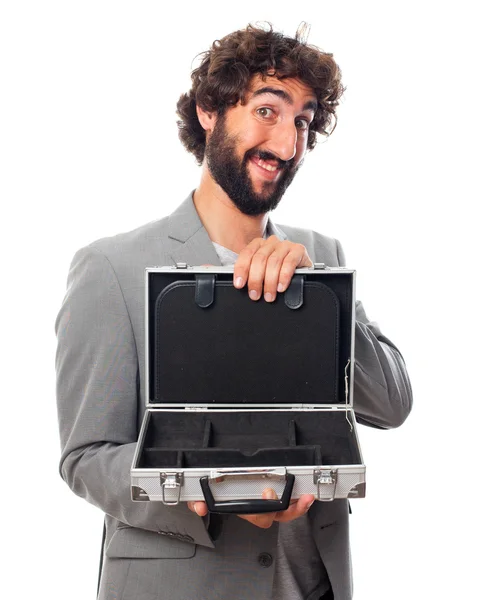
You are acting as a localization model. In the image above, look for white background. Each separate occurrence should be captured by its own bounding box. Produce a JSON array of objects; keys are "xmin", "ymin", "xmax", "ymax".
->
[{"xmin": 1, "ymin": 1, "xmax": 490, "ymax": 598}]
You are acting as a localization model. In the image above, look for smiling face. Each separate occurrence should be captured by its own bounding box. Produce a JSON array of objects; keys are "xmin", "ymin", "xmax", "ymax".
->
[{"xmin": 204, "ymin": 74, "xmax": 318, "ymax": 216}]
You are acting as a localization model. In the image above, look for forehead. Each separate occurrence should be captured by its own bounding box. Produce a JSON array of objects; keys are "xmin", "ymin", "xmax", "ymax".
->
[{"xmin": 245, "ymin": 74, "xmax": 317, "ymax": 107}]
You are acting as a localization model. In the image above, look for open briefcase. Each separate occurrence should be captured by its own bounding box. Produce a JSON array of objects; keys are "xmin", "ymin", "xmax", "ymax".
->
[{"xmin": 130, "ymin": 264, "xmax": 365, "ymax": 514}]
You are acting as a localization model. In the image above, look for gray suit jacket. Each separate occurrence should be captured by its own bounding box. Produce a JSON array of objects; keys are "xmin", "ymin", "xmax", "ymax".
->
[{"xmin": 55, "ymin": 190, "xmax": 412, "ymax": 600}]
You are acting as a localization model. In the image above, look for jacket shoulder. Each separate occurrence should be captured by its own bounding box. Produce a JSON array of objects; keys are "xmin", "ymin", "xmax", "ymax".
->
[
  {"xmin": 67, "ymin": 215, "xmax": 178, "ymax": 279},
  {"xmin": 276, "ymin": 223, "xmax": 345, "ymax": 267},
  {"xmin": 86, "ymin": 215, "xmax": 172, "ymax": 257}
]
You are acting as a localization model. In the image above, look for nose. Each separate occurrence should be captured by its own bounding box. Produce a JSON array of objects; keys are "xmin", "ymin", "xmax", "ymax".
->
[{"xmin": 267, "ymin": 120, "xmax": 298, "ymax": 163}]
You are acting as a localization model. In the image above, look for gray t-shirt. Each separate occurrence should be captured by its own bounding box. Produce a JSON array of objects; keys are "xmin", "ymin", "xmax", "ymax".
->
[{"xmin": 212, "ymin": 239, "xmax": 331, "ymax": 600}]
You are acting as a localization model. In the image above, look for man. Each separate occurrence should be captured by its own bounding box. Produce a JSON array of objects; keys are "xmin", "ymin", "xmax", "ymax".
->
[{"xmin": 56, "ymin": 23, "xmax": 412, "ymax": 600}]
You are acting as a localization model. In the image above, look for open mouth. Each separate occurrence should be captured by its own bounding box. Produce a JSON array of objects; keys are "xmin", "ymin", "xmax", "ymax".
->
[{"xmin": 249, "ymin": 155, "xmax": 282, "ymax": 181}]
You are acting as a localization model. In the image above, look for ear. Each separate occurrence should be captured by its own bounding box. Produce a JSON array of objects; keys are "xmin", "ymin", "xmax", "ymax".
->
[{"xmin": 196, "ymin": 104, "xmax": 218, "ymax": 133}]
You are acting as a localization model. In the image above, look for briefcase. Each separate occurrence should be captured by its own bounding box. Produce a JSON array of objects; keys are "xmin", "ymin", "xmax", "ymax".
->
[{"xmin": 130, "ymin": 265, "xmax": 365, "ymax": 514}]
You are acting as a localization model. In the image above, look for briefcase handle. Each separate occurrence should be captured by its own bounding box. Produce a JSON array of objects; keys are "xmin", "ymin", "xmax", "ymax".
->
[{"xmin": 199, "ymin": 472, "xmax": 295, "ymax": 514}]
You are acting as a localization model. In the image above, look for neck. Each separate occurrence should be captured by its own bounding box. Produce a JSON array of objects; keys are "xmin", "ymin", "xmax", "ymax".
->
[{"xmin": 193, "ymin": 164, "xmax": 269, "ymax": 254}]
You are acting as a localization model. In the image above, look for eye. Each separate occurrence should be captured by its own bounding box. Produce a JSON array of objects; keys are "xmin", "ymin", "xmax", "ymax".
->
[
  {"xmin": 295, "ymin": 118, "xmax": 310, "ymax": 131},
  {"xmin": 256, "ymin": 107, "xmax": 275, "ymax": 119}
]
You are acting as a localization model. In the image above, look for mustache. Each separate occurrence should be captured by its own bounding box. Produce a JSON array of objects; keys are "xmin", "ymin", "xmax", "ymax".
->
[{"xmin": 246, "ymin": 149, "xmax": 292, "ymax": 170}]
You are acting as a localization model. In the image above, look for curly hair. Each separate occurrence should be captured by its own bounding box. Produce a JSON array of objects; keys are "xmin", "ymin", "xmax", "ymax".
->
[{"xmin": 176, "ymin": 22, "xmax": 345, "ymax": 165}]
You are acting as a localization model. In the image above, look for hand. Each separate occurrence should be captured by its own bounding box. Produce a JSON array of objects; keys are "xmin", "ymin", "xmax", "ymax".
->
[
  {"xmin": 188, "ymin": 489, "xmax": 315, "ymax": 529},
  {"xmin": 233, "ymin": 236, "xmax": 313, "ymax": 302}
]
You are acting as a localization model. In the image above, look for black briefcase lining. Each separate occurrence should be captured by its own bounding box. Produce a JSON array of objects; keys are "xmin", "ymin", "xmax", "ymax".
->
[
  {"xmin": 152, "ymin": 280, "xmax": 341, "ymax": 405},
  {"xmin": 136, "ymin": 410, "xmax": 360, "ymax": 469},
  {"xmin": 141, "ymin": 446, "xmax": 323, "ymax": 469}
]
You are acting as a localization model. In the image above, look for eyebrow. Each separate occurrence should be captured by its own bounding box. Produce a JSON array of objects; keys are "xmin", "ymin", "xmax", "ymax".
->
[{"xmin": 251, "ymin": 87, "xmax": 318, "ymax": 113}]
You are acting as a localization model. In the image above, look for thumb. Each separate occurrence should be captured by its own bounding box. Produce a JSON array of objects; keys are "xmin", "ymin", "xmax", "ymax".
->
[{"xmin": 299, "ymin": 251, "xmax": 313, "ymax": 268}]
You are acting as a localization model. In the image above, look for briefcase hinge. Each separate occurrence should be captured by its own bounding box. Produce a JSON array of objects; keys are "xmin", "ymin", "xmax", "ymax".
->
[
  {"xmin": 160, "ymin": 472, "xmax": 183, "ymax": 505},
  {"xmin": 185, "ymin": 406, "xmax": 206, "ymax": 411}
]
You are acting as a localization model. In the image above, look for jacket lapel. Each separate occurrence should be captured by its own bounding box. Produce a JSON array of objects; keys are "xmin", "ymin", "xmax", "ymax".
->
[
  {"xmin": 268, "ymin": 220, "xmax": 287, "ymax": 241},
  {"xmin": 167, "ymin": 190, "xmax": 288, "ymax": 266},
  {"xmin": 167, "ymin": 191, "xmax": 222, "ymax": 266}
]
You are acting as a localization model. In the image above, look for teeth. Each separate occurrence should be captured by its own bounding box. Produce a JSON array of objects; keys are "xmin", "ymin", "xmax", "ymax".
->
[{"xmin": 256, "ymin": 158, "xmax": 278, "ymax": 172}]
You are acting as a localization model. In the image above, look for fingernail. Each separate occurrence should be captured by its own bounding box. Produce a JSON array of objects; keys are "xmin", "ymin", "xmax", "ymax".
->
[
  {"xmin": 235, "ymin": 277, "xmax": 243, "ymax": 288},
  {"xmin": 307, "ymin": 500, "xmax": 315, "ymax": 510},
  {"xmin": 249, "ymin": 290, "xmax": 258, "ymax": 300},
  {"xmin": 266, "ymin": 489, "xmax": 276, "ymax": 500},
  {"xmin": 277, "ymin": 283, "xmax": 285, "ymax": 293},
  {"xmin": 264, "ymin": 292, "xmax": 273, "ymax": 302}
]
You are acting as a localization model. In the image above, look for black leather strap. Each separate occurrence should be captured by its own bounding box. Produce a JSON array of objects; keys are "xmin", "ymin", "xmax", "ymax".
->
[
  {"xmin": 195, "ymin": 274, "xmax": 216, "ymax": 308},
  {"xmin": 284, "ymin": 275, "xmax": 304, "ymax": 309}
]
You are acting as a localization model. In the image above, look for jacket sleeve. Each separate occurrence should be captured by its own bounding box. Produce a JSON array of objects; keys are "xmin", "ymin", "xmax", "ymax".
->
[
  {"xmin": 55, "ymin": 246, "xmax": 214, "ymax": 547},
  {"xmin": 335, "ymin": 239, "xmax": 413, "ymax": 429}
]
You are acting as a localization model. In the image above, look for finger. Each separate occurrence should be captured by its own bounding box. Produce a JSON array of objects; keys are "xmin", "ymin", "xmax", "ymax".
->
[
  {"xmin": 187, "ymin": 501, "xmax": 208, "ymax": 517},
  {"xmin": 273, "ymin": 494, "xmax": 314, "ymax": 522},
  {"xmin": 237, "ymin": 488, "xmax": 278, "ymax": 528},
  {"xmin": 276, "ymin": 245, "xmax": 311, "ymax": 293},
  {"xmin": 262, "ymin": 243, "xmax": 295, "ymax": 302},
  {"xmin": 233, "ymin": 238, "xmax": 265, "ymax": 290},
  {"xmin": 274, "ymin": 494, "xmax": 315, "ymax": 523},
  {"xmin": 299, "ymin": 248, "xmax": 314, "ymax": 269},
  {"xmin": 238, "ymin": 512, "xmax": 277, "ymax": 528},
  {"xmin": 246, "ymin": 236, "xmax": 280, "ymax": 301}
]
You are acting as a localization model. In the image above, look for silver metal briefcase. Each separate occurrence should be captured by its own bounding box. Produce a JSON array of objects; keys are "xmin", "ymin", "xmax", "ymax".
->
[{"xmin": 131, "ymin": 265, "xmax": 365, "ymax": 514}]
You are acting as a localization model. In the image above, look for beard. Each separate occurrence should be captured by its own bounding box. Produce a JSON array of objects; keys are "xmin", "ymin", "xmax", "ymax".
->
[{"xmin": 205, "ymin": 114, "xmax": 301, "ymax": 217}]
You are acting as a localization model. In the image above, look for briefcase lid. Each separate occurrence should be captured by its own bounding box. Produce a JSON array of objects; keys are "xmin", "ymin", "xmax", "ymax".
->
[{"xmin": 145, "ymin": 266, "xmax": 355, "ymax": 409}]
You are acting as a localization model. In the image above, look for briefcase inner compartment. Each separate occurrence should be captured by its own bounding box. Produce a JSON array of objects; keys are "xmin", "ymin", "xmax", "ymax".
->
[
  {"xmin": 136, "ymin": 409, "xmax": 360, "ymax": 469},
  {"xmin": 139, "ymin": 269, "xmax": 359, "ymax": 471}
]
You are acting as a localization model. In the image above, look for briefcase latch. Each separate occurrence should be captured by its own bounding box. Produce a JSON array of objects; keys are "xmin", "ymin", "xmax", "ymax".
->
[
  {"xmin": 314, "ymin": 469, "xmax": 338, "ymax": 501},
  {"xmin": 160, "ymin": 472, "xmax": 184, "ymax": 506}
]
